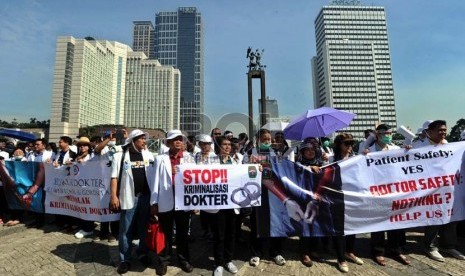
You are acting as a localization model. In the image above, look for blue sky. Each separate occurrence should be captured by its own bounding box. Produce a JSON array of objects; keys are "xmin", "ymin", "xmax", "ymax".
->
[{"xmin": 1, "ymin": 0, "xmax": 464, "ymax": 134}]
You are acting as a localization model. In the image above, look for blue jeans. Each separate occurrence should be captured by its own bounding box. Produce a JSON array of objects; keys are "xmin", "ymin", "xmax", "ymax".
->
[{"xmin": 119, "ymin": 194, "xmax": 150, "ymax": 262}]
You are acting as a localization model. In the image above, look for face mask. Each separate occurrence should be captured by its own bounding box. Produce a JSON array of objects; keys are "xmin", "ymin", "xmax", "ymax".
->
[
  {"xmin": 259, "ymin": 143, "xmax": 272, "ymax": 151},
  {"xmin": 14, "ymin": 156, "xmax": 23, "ymax": 161},
  {"xmin": 381, "ymin": 135, "xmax": 392, "ymax": 144},
  {"xmin": 107, "ymin": 141, "xmax": 116, "ymax": 147},
  {"xmin": 323, "ymin": 141, "xmax": 330, "ymax": 147}
]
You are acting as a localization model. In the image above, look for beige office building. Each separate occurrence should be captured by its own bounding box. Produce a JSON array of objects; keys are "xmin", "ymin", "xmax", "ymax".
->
[
  {"xmin": 49, "ymin": 36, "xmax": 180, "ymax": 142},
  {"xmin": 124, "ymin": 52, "xmax": 180, "ymax": 131}
]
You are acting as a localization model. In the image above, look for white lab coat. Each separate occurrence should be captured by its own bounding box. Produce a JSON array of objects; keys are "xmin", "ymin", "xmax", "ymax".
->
[
  {"xmin": 150, "ymin": 151, "xmax": 195, "ymax": 213},
  {"xmin": 111, "ymin": 149, "xmax": 154, "ymax": 210}
]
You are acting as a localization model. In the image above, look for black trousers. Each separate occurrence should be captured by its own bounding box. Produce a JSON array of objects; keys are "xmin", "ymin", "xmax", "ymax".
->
[
  {"xmin": 200, "ymin": 210, "xmax": 213, "ymax": 233},
  {"xmin": 371, "ymin": 229, "xmax": 404, "ymax": 256},
  {"xmin": 332, "ymin": 235, "xmax": 356, "ymax": 262},
  {"xmin": 0, "ymin": 186, "xmax": 8, "ymax": 221},
  {"xmin": 78, "ymin": 218, "xmax": 94, "ymax": 232},
  {"xmin": 299, "ymin": 236, "xmax": 319, "ymax": 256},
  {"xmin": 211, "ymin": 209, "xmax": 237, "ymax": 266},
  {"xmin": 249, "ymin": 209, "xmax": 283, "ymax": 258},
  {"xmin": 100, "ymin": 221, "xmax": 119, "ymax": 237},
  {"xmin": 424, "ymin": 222, "xmax": 458, "ymax": 251},
  {"xmin": 158, "ymin": 210, "xmax": 191, "ymax": 265}
]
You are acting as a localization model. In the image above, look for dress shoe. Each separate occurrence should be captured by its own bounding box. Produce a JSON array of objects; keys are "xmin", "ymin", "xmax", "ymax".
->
[
  {"xmin": 156, "ymin": 263, "xmax": 167, "ymax": 275},
  {"xmin": 116, "ymin": 262, "xmax": 130, "ymax": 274},
  {"xmin": 138, "ymin": 255, "xmax": 151, "ymax": 267},
  {"xmin": 345, "ymin": 253, "xmax": 364, "ymax": 265},
  {"xmin": 300, "ymin": 255, "xmax": 313, "ymax": 267},
  {"xmin": 441, "ymin": 248, "xmax": 465, "ymax": 260},
  {"xmin": 426, "ymin": 250, "xmax": 445, "ymax": 262},
  {"xmin": 337, "ymin": 261, "xmax": 349, "ymax": 273},
  {"xmin": 180, "ymin": 261, "xmax": 193, "ymax": 273}
]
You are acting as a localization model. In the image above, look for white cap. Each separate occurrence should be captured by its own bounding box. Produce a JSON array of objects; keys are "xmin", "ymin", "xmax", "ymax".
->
[
  {"xmin": 123, "ymin": 129, "xmax": 149, "ymax": 146},
  {"xmin": 166, "ymin": 129, "xmax": 185, "ymax": 140},
  {"xmin": 422, "ymin": 120, "xmax": 433, "ymax": 131},
  {"xmin": 460, "ymin": 130, "xmax": 465, "ymax": 141},
  {"xmin": 198, "ymin": 134, "xmax": 212, "ymax": 143}
]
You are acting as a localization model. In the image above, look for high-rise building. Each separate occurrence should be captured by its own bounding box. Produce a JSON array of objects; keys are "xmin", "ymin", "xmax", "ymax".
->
[
  {"xmin": 49, "ymin": 36, "xmax": 130, "ymax": 142},
  {"xmin": 49, "ymin": 36, "xmax": 179, "ymax": 142},
  {"xmin": 153, "ymin": 7, "xmax": 204, "ymax": 135},
  {"xmin": 258, "ymin": 96, "xmax": 279, "ymax": 119},
  {"xmin": 312, "ymin": 2, "xmax": 397, "ymax": 138},
  {"xmin": 124, "ymin": 52, "xmax": 180, "ymax": 131},
  {"xmin": 132, "ymin": 21, "xmax": 155, "ymax": 59}
]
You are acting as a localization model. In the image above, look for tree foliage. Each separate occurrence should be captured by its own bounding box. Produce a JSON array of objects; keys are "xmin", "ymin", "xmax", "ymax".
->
[
  {"xmin": 446, "ymin": 118, "xmax": 465, "ymax": 142},
  {"xmin": 0, "ymin": 118, "xmax": 50, "ymax": 129}
]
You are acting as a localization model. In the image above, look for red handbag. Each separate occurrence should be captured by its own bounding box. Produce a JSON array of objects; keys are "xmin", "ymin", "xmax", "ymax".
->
[{"xmin": 146, "ymin": 220, "xmax": 165, "ymax": 254}]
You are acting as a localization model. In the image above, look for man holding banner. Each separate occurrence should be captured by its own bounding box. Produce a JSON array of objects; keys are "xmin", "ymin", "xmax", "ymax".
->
[
  {"xmin": 150, "ymin": 130, "xmax": 196, "ymax": 275},
  {"xmin": 110, "ymin": 129, "xmax": 153, "ymax": 274},
  {"xmin": 412, "ymin": 120, "xmax": 465, "ymax": 262}
]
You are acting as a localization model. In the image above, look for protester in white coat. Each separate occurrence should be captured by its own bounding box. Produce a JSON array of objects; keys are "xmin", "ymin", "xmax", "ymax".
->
[
  {"xmin": 412, "ymin": 120, "xmax": 465, "ymax": 262},
  {"xmin": 150, "ymin": 130, "xmax": 195, "ymax": 276},
  {"xmin": 110, "ymin": 129, "xmax": 154, "ymax": 274}
]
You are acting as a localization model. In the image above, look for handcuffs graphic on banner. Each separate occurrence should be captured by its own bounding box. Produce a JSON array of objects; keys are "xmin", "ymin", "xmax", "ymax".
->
[{"xmin": 230, "ymin": 182, "xmax": 261, "ymax": 207}]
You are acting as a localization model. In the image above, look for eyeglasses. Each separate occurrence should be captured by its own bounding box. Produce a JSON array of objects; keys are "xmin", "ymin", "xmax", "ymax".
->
[{"xmin": 213, "ymin": 133, "xmax": 221, "ymax": 135}]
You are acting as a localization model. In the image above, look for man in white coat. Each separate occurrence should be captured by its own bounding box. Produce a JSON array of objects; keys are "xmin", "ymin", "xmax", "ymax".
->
[
  {"xmin": 110, "ymin": 129, "xmax": 154, "ymax": 274},
  {"xmin": 150, "ymin": 130, "xmax": 195, "ymax": 275},
  {"xmin": 412, "ymin": 120, "xmax": 465, "ymax": 262}
]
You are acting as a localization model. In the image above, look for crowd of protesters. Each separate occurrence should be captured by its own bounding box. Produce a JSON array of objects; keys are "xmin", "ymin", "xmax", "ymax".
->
[{"xmin": 1, "ymin": 120, "xmax": 465, "ymax": 275}]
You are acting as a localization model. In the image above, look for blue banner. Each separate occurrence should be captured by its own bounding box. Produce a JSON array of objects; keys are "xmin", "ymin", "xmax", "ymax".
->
[
  {"xmin": 255, "ymin": 157, "xmax": 343, "ymax": 237},
  {"xmin": 4, "ymin": 161, "xmax": 44, "ymax": 213}
]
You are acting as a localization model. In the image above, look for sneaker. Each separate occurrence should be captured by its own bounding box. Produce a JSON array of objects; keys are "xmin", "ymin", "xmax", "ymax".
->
[
  {"xmin": 74, "ymin": 229, "xmax": 93, "ymax": 239},
  {"xmin": 213, "ymin": 266, "xmax": 223, "ymax": 276},
  {"xmin": 441, "ymin": 248, "xmax": 465, "ymax": 260},
  {"xmin": 337, "ymin": 261, "xmax": 349, "ymax": 273},
  {"xmin": 225, "ymin": 262, "xmax": 238, "ymax": 274},
  {"xmin": 249, "ymin": 256, "xmax": 260, "ymax": 267},
  {"xmin": 273, "ymin": 255, "xmax": 286, "ymax": 266},
  {"xmin": 426, "ymin": 250, "xmax": 445, "ymax": 262}
]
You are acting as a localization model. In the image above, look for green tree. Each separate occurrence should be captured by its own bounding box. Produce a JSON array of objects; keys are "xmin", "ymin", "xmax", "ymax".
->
[{"xmin": 446, "ymin": 118, "xmax": 465, "ymax": 142}]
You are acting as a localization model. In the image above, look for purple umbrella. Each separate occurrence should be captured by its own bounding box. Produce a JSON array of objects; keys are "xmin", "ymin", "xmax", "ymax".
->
[{"xmin": 283, "ymin": 107, "xmax": 356, "ymax": 140}]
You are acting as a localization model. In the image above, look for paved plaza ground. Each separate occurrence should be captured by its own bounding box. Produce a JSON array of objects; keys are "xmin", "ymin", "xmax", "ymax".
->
[{"xmin": 1, "ymin": 214, "xmax": 464, "ymax": 276}]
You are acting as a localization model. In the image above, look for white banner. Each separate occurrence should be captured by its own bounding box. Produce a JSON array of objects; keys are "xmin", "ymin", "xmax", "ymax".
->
[
  {"xmin": 44, "ymin": 160, "xmax": 119, "ymax": 222},
  {"xmin": 174, "ymin": 164, "xmax": 262, "ymax": 211},
  {"xmin": 342, "ymin": 142, "xmax": 465, "ymax": 235}
]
